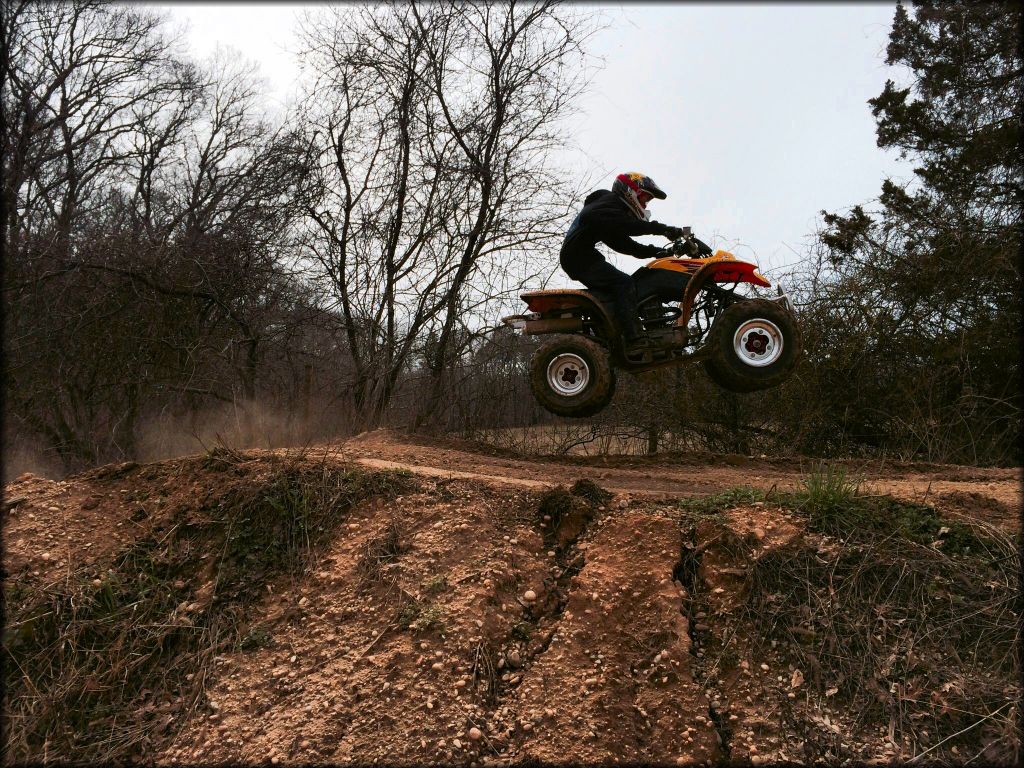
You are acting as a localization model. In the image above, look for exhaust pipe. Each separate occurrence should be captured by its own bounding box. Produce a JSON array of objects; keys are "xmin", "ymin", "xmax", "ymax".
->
[{"xmin": 524, "ymin": 317, "xmax": 583, "ymax": 335}]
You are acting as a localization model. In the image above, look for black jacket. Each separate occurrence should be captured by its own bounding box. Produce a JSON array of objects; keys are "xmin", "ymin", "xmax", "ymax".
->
[{"xmin": 559, "ymin": 189, "xmax": 671, "ymax": 277}]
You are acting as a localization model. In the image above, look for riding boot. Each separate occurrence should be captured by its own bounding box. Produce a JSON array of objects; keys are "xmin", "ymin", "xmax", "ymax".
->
[{"xmin": 613, "ymin": 281, "xmax": 644, "ymax": 349}]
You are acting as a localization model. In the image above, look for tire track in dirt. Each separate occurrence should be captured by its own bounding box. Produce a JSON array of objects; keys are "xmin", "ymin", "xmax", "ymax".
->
[
  {"xmin": 343, "ymin": 431, "xmax": 1021, "ymax": 533},
  {"xmin": 353, "ymin": 453, "xmax": 728, "ymax": 497},
  {"xmin": 355, "ymin": 457, "xmax": 552, "ymax": 490}
]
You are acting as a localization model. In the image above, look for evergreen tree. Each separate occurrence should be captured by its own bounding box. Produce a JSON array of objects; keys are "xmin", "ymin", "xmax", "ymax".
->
[{"xmin": 805, "ymin": 0, "xmax": 1022, "ymax": 464}]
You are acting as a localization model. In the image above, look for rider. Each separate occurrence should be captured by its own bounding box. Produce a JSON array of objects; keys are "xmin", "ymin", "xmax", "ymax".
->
[{"xmin": 560, "ymin": 172, "xmax": 685, "ymax": 353}]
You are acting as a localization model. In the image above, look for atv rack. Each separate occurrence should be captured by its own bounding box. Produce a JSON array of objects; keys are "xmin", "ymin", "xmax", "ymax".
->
[
  {"xmin": 501, "ymin": 312, "xmax": 539, "ymax": 331},
  {"xmin": 502, "ymin": 312, "xmax": 584, "ymax": 335}
]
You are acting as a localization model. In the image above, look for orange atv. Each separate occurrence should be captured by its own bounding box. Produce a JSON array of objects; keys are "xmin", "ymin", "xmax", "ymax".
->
[{"xmin": 502, "ymin": 228, "xmax": 801, "ymax": 417}]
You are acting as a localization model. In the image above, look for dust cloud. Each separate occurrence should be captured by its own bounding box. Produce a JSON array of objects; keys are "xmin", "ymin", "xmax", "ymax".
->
[{"xmin": 134, "ymin": 398, "xmax": 353, "ymax": 463}]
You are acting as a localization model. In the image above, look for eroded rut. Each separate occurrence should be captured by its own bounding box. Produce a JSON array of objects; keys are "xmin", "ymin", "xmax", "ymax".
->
[
  {"xmin": 675, "ymin": 528, "xmax": 732, "ymax": 761},
  {"xmin": 158, "ymin": 478, "xmax": 742, "ymax": 765},
  {"xmin": 508, "ymin": 503, "xmax": 718, "ymax": 764}
]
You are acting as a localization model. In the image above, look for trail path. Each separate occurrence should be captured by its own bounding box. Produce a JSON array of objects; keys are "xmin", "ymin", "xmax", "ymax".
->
[{"xmin": 343, "ymin": 430, "xmax": 1020, "ymax": 531}]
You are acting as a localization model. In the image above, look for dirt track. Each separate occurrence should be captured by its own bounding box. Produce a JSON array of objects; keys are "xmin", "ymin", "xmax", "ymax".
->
[
  {"xmin": 342, "ymin": 430, "xmax": 1021, "ymax": 533},
  {"xmin": 3, "ymin": 430, "xmax": 1020, "ymax": 765}
]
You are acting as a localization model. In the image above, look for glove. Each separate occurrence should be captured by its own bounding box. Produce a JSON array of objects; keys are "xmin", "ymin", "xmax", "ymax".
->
[
  {"xmin": 669, "ymin": 239, "xmax": 698, "ymax": 256},
  {"xmin": 694, "ymin": 237, "xmax": 713, "ymax": 256},
  {"xmin": 662, "ymin": 225, "xmax": 685, "ymax": 240}
]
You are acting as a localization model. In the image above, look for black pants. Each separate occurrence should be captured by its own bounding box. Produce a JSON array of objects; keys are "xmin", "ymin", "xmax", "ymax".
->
[{"xmin": 563, "ymin": 254, "xmax": 641, "ymax": 341}]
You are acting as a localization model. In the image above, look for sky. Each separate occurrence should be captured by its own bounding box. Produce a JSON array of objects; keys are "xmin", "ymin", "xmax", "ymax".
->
[{"xmin": 167, "ymin": 2, "xmax": 912, "ymax": 284}]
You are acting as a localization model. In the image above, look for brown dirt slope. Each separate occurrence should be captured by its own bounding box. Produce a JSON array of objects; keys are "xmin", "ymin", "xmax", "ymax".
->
[{"xmin": 3, "ymin": 433, "xmax": 1019, "ymax": 765}]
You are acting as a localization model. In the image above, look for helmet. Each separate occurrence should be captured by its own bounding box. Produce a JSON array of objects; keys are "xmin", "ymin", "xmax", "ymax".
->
[{"xmin": 612, "ymin": 172, "xmax": 667, "ymax": 220}]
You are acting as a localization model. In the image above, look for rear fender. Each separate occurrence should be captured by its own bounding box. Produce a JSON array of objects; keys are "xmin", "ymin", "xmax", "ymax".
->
[{"xmin": 519, "ymin": 289, "xmax": 615, "ymax": 337}]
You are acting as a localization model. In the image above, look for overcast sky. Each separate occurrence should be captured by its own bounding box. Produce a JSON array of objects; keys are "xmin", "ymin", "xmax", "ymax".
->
[{"xmin": 168, "ymin": 2, "xmax": 911, "ymax": 283}]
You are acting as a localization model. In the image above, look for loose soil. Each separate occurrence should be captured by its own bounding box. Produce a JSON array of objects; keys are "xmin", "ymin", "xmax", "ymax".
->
[{"xmin": 3, "ymin": 431, "xmax": 1019, "ymax": 765}]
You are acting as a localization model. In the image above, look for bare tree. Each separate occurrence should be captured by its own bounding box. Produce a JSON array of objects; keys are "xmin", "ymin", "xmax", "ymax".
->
[
  {"xmin": 2, "ymin": 0, "xmax": 190, "ymax": 256},
  {"xmin": 3, "ymin": 1, "xmax": 194, "ymax": 466},
  {"xmin": 3, "ymin": 3, "xmax": 313, "ymax": 469},
  {"xmin": 408, "ymin": 2, "xmax": 596, "ymax": 425},
  {"xmin": 293, "ymin": 1, "xmax": 595, "ymax": 429}
]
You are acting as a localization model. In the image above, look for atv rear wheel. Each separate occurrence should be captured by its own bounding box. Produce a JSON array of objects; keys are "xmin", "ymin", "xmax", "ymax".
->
[
  {"xmin": 703, "ymin": 299, "xmax": 800, "ymax": 392},
  {"xmin": 530, "ymin": 336, "xmax": 615, "ymax": 418}
]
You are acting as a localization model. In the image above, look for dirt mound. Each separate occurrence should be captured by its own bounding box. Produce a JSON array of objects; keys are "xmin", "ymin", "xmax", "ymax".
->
[
  {"xmin": 3, "ymin": 437, "xmax": 1020, "ymax": 765},
  {"xmin": 934, "ymin": 489, "xmax": 1019, "ymax": 532},
  {"xmin": 3, "ymin": 448, "xmax": 415, "ymax": 763}
]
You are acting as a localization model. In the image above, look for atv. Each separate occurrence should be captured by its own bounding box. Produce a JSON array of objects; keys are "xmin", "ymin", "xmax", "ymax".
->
[{"xmin": 501, "ymin": 228, "xmax": 801, "ymax": 417}]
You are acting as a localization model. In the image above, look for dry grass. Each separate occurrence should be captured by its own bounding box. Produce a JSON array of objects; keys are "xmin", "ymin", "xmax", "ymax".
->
[
  {"xmin": 687, "ymin": 467, "xmax": 1021, "ymax": 763},
  {"xmin": 1, "ymin": 450, "xmax": 417, "ymax": 764},
  {"xmin": 745, "ymin": 525, "xmax": 1019, "ymax": 762},
  {"xmin": 356, "ymin": 520, "xmax": 406, "ymax": 582}
]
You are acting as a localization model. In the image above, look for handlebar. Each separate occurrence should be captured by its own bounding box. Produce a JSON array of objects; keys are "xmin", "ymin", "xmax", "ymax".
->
[{"xmin": 662, "ymin": 232, "xmax": 713, "ymax": 257}]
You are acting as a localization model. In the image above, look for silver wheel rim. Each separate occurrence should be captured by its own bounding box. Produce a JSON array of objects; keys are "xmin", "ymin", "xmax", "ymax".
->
[
  {"xmin": 547, "ymin": 353, "xmax": 590, "ymax": 396},
  {"xmin": 733, "ymin": 319, "xmax": 783, "ymax": 367}
]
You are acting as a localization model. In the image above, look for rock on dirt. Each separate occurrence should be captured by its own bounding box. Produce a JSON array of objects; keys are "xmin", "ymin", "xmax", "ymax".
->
[{"xmin": 511, "ymin": 511, "xmax": 719, "ymax": 765}]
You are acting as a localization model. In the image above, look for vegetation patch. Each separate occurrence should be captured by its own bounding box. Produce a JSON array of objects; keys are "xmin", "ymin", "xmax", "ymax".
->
[
  {"xmin": 199, "ymin": 444, "xmax": 248, "ymax": 472},
  {"xmin": 746, "ymin": 539, "xmax": 1017, "ymax": 759},
  {"xmin": 422, "ymin": 574, "xmax": 449, "ymax": 595},
  {"xmin": 237, "ymin": 625, "xmax": 275, "ymax": 651},
  {"xmin": 536, "ymin": 483, "xmax": 606, "ymax": 551},
  {"xmin": 707, "ymin": 465, "xmax": 1022, "ymax": 762},
  {"xmin": 569, "ymin": 478, "xmax": 613, "ymax": 506},
  {"xmin": 788, "ymin": 464, "xmax": 988, "ymax": 556},
  {"xmin": 2, "ymin": 454, "xmax": 417, "ymax": 764},
  {"xmin": 408, "ymin": 604, "xmax": 445, "ymax": 633},
  {"xmin": 674, "ymin": 485, "xmax": 763, "ymax": 518},
  {"xmin": 357, "ymin": 520, "xmax": 407, "ymax": 582},
  {"xmin": 536, "ymin": 486, "xmax": 578, "ymax": 526},
  {"xmin": 511, "ymin": 621, "xmax": 532, "ymax": 643}
]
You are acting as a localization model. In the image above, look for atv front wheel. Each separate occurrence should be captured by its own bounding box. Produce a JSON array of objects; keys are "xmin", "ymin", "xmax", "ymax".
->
[
  {"xmin": 530, "ymin": 336, "xmax": 615, "ymax": 418},
  {"xmin": 703, "ymin": 299, "xmax": 801, "ymax": 392}
]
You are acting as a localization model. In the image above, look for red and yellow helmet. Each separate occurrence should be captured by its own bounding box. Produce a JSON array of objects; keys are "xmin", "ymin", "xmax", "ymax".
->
[{"xmin": 612, "ymin": 172, "xmax": 667, "ymax": 219}]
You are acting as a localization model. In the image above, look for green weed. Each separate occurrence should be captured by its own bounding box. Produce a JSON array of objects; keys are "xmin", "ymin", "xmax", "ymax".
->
[
  {"xmin": 395, "ymin": 600, "xmax": 423, "ymax": 628},
  {"xmin": 237, "ymin": 625, "xmax": 274, "ymax": 651},
  {"xmin": 675, "ymin": 486, "xmax": 764, "ymax": 518},
  {"xmin": 413, "ymin": 605, "xmax": 445, "ymax": 632},
  {"xmin": 787, "ymin": 463, "xmax": 985, "ymax": 555},
  {"xmin": 511, "ymin": 621, "xmax": 532, "ymax": 643},
  {"xmin": 423, "ymin": 574, "xmax": 449, "ymax": 595},
  {"xmin": 799, "ymin": 463, "xmax": 860, "ymax": 511}
]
